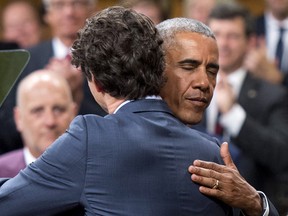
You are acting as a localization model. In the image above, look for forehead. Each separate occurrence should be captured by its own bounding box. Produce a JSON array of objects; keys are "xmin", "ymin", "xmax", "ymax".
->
[
  {"xmin": 22, "ymin": 80, "xmax": 68, "ymax": 102},
  {"xmin": 4, "ymin": 2, "xmax": 35, "ymax": 18},
  {"xmin": 167, "ymin": 31, "xmax": 218, "ymax": 62}
]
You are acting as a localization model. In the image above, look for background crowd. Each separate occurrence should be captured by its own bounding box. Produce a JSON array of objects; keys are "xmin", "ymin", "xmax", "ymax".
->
[{"xmin": 0, "ymin": 0, "xmax": 288, "ymax": 215}]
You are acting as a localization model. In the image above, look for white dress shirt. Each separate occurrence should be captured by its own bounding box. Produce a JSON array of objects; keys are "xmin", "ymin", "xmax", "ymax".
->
[
  {"xmin": 207, "ymin": 68, "xmax": 247, "ymax": 137},
  {"xmin": 265, "ymin": 11, "xmax": 288, "ymax": 71},
  {"xmin": 52, "ymin": 37, "xmax": 70, "ymax": 59},
  {"xmin": 23, "ymin": 147, "xmax": 36, "ymax": 166}
]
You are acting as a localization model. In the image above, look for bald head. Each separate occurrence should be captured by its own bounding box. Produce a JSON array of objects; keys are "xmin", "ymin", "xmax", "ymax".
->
[
  {"xmin": 16, "ymin": 70, "xmax": 73, "ymax": 107},
  {"xmin": 15, "ymin": 70, "xmax": 76, "ymax": 158}
]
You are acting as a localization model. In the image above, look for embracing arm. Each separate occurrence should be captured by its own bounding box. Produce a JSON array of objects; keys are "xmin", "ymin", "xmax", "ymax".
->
[
  {"xmin": 0, "ymin": 116, "xmax": 87, "ymax": 216},
  {"xmin": 188, "ymin": 142, "xmax": 279, "ymax": 216}
]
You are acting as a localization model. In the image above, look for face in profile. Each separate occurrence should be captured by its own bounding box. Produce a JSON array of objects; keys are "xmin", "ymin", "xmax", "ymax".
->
[{"xmin": 160, "ymin": 32, "xmax": 219, "ymax": 125}]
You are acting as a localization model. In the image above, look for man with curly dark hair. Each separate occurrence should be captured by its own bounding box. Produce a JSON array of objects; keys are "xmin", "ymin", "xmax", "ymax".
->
[
  {"xmin": 0, "ymin": 6, "xmax": 232, "ymax": 215},
  {"xmin": 71, "ymin": 6, "xmax": 165, "ymax": 102}
]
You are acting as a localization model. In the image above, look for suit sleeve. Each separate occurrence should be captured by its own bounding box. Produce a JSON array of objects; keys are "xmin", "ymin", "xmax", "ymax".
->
[{"xmin": 0, "ymin": 115, "xmax": 88, "ymax": 216}]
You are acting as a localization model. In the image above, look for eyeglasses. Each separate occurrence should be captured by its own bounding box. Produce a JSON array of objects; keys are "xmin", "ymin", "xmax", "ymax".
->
[{"xmin": 47, "ymin": 0, "xmax": 90, "ymax": 11}]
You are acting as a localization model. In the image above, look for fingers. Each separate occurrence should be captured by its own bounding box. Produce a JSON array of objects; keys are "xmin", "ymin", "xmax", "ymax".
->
[
  {"xmin": 188, "ymin": 162, "xmax": 223, "ymax": 191},
  {"xmin": 220, "ymin": 142, "xmax": 237, "ymax": 169},
  {"xmin": 189, "ymin": 159, "xmax": 225, "ymax": 174},
  {"xmin": 191, "ymin": 170, "xmax": 220, "ymax": 189}
]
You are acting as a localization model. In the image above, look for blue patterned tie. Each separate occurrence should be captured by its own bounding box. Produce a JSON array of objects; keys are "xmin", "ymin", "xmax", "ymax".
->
[{"xmin": 275, "ymin": 27, "xmax": 285, "ymax": 70}]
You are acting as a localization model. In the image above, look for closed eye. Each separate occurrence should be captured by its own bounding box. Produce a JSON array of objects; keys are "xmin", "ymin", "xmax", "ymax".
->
[{"xmin": 178, "ymin": 59, "xmax": 200, "ymax": 71}]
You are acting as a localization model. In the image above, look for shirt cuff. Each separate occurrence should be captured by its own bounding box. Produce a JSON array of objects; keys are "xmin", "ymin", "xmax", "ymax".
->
[
  {"xmin": 258, "ymin": 191, "xmax": 269, "ymax": 216},
  {"xmin": 240, "ymin": 191, "xmax": 269, "ymax": 216}
]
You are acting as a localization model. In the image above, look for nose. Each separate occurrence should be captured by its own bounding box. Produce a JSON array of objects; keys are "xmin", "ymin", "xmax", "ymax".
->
[
  {"xmin": 61, "ymin": 2, "xmax": 76, "ymax": 15},
  {"xmin": 44, "ymin": 110, "xmax": 57, "ymax": 127},
  {"xmin": 191, "ymin": 67, "xmax": 210, "ymax": 91}
]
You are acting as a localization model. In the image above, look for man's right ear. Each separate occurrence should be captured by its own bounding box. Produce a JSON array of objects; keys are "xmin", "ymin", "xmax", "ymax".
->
[
  {"xmin": 94, "ymin": 81, "xmax": 103, "ymax": 92},
  {"xmin": 91, "ymin": 76, "xmax": 103, "ymax": 92},
  {"xmin": 13, "ymin": 107, "xmax": 23, "ymax": 132}
]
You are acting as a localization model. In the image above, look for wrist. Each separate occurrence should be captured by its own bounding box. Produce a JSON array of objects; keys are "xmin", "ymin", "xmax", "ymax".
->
[
  {"xmin": 242, "ymin": 191, "xmax": 269, "ymax": 216},
  {"xmin": 242, "ymin": 191, "xmax": 262, "ymax": 216}
]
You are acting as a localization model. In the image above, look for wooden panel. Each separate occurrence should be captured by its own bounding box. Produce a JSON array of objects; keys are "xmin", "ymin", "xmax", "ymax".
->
[{"xmin": 237, "ymin": 0, "xmax": 265, "ymax": 16}]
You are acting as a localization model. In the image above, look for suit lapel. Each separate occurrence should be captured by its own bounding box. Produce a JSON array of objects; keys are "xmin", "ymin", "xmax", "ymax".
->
[{"xmin": 238, "ymin": 73, "xmax": 260, "ymax": 115}]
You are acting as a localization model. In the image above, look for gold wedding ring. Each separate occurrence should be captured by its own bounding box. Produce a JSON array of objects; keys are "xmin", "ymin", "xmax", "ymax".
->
[{"xmin": 212, "ymin": 180, "xmax": 219, "ymax": 189}]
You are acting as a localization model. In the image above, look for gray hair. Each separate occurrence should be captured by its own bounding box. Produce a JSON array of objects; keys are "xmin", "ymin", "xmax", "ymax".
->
[{"xmin": 156, "ymin": 17, "xmax": 215, "ymax": 48}]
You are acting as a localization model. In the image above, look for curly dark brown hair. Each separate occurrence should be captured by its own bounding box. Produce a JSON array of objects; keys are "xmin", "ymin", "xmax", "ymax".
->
[{"xmin": 71, "ymin": 6, "xmax": 165, "ymax": 99}]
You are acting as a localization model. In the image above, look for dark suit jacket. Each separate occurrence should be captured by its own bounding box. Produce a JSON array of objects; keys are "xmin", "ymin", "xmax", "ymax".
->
[
  {"xmin": 0, "ymin": 41, "xmax": 19, "ymax": 50},
  {"xmin": 0, "ymin": 149, "xmax": 25, "ymax": 178},
  {"xmin": 0, "ymin": 40, "xmax": 107, "ymax": 155},
  {"xmin": 0, "ymin": 99, "xmax": 233, "ymax": 216},
  {"xmin": 198, "ymin": 72, "xmax": 288, "ymax": 214},
  {"xmin": 255, "ymin": 15, "xmax": 266, "ymax": 37},
  {"xmin": 0, "ymin": 148, "xmax": 84, "ymax": 216}
]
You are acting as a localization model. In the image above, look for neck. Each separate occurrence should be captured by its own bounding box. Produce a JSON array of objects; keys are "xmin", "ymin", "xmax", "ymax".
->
[
  {"xmin": 270, "ymin": 10, "xmax": 288, "ymax": 21},
  {"xmin": 103, "ymin": 94, "xmax": 126, "ymax": 114}
]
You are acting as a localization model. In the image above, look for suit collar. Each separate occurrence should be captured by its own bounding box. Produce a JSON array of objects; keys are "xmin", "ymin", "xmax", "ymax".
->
[{"xmin": 115, "ymin": 99, "xmax": 174, "ymax": 116}]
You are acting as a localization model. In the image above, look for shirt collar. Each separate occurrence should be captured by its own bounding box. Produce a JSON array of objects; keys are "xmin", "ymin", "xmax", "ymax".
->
[
  {"xmin": 225, "ymin": 68, "xmax": 246, "ymax": 97},
  {"xmin": 217, "ymin": 68, "xmax": 246, "ymax": 98},
  {"xmin": 113, "ymin": 95, "xmax": 162, "ymax": 114},
  {"xmin": 266, "ymin": 11, "xmax": 288, "ymax": 30},
  {"xmin": 52, "ymin": 37, "xmax": 70, "ymax": 59},
  {"xmin": 23, "ymin": 147, "xmax": 37, "ymax": 166}
]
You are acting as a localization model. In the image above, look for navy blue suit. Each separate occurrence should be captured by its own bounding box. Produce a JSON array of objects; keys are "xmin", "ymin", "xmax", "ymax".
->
[{"xmin": 0, "ymin": 99, "xmax": 232, "ymax": 215}]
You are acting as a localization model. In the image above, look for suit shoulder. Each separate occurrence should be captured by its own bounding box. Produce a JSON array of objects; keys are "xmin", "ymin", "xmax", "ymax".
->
[
  {"xmin": 68, "ymin": 114, "xmax": 107, "ymax": 134},
  {"xmin": 194, "ymin": 129, "xmax": 220, "ymax": 147}
]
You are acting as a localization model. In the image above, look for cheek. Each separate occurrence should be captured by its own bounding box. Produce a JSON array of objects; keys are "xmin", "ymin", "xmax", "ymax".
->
[
  {"xmin": 161, "ymin": 75, "xmax": 183, "ymax": 103},
  {"xmin": 17, "ymin": 116, "xmax": 35, "ymax": 131}
]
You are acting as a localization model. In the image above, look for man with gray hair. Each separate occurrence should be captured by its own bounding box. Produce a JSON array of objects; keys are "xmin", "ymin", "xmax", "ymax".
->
[{"xmin": 157, "ymin": 17, "xmax": 279, "ymax": 216}]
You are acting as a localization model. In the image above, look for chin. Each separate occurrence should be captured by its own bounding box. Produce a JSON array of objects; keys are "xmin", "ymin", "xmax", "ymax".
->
[
  {"xmin": 178, "ymin": 114, "xmax": 202, "ymax": 125},
  {"xmin": 187, "ymin": 114, "xmax": 203, "ymax": 125}
]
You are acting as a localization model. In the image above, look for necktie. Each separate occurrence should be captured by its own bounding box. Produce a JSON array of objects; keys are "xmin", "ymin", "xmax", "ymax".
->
[
  {"xmin": 215, "ymin": 112, "xmax": 224, "ymax": 136},
  {"xmin": 275, "ymin": 27, "xmax": 285, "ymax": 70}
]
